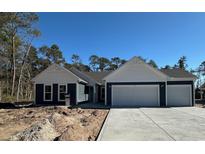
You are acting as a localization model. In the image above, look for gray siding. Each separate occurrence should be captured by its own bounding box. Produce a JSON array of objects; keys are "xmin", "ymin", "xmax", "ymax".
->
[{"xmin": 77, "ymin": 83, "xmax": 88, "ymax": 103}]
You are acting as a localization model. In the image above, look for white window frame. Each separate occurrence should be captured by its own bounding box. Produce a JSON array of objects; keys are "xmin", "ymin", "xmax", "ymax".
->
[
  {"xmin": 58, "ymin": 84, "xmax": 67, "ymax": 101},
  {"xmin": 44, "ymin": 84, "xmax": 52, "ymax": 101}
]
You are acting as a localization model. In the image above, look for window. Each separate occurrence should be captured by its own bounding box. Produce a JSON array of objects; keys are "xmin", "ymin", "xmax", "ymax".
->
[
  {"xmin": 44, "ymin": 85, "xmax": 52, "ymax": 101},
  {"xmin": 59, "ymin": 85, "xmax": 67, "ymax": 101}
]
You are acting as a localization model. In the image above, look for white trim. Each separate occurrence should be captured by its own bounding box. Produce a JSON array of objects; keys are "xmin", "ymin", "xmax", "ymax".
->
[
  {"xmin": 111, "ymin": 84, "xmax": 160, "ymax": 107},
  {"xmin": 58, "ymin": 84, "xmax": 67, "ymax": 101},
  {"xmin": 44, "ymin": 84, "xmax": 53, "ymax": 101},
  {"xmin": 167, "ymin": 84, "xmax": 192, "ymax": 106}
]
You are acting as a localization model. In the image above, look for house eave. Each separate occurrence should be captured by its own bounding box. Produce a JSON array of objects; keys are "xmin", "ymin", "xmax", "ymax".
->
[
  {"xmin": 168, "ymin": 77, "xmax": 196, "ymax": 81},
  {"xmin": 78, "ymin": 79, "xmax": 88, "ymax": 84}
]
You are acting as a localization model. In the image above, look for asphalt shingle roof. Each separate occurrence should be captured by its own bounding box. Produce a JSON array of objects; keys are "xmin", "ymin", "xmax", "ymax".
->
[
  {"xmin": 160, "ymin": 68, "xmax": 196, "ymax": 78},
  {"xmin": 83, "ymin": 71, "xmax": 113, "ymax": 84},
  {"xmin": 69, "ymin": 67, "xmax": 113, "ymax": 84},
  {"xmin": 70, "ymin": 67, "xmax": 196, "ymax": 85}
]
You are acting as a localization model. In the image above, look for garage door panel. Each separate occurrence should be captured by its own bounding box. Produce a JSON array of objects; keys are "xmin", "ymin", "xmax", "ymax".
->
[
  {"xmin": 112, "ymin": 85, "xmax": 159, "ymax": 107},
  {"xmin": 167, "ymin": 85, "xmax": 191, "ymax": 107}
]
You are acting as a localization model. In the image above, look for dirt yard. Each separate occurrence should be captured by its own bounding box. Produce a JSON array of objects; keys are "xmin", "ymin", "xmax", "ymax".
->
[
  {"xmin": 0, "ymin": 106, "xmax": 108, "ymax": 141},
  {"xmin": 195, "ymin": 100, "xmax": 205, "ymax": 108},
  {"xmin": 195, "ymin": 103, "xmax": 205, "ymax": 108}
]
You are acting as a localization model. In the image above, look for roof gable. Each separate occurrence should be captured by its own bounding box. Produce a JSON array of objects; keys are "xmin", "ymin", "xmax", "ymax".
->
[
  {"xmin": 104, "ymin": 56, "xmax": 168, "ymax": 82},
  {"xmin": 32, "ymin": 64, "xmax": 87, "ymax": 84}
]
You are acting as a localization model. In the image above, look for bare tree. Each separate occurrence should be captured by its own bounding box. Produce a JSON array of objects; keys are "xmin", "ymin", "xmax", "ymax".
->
[{"xmin": 16, "ymin": 29, "xmax": 40, "ymax": 101}]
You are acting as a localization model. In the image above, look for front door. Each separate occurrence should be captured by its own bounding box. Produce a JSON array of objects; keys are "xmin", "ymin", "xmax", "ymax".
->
[{"xmin": 100, "ymin": 86, "xmax": 105, "ymax": 101}]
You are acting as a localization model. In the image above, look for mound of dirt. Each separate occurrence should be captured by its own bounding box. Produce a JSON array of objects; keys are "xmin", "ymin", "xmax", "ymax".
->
[
  {"xmin": 56, "ymin": 124, "xmax": 93, "ymax": 141},
  {"xmin": 49, "ymin": 113, "xmax": 75, "ymax": 133},
  {"xmin": 0, "ymin": 106, "xmax": 108, "ymax": 141},
  {"xmin": 10, "ymin": 119, "xmax": 59, "ymax": 141}
]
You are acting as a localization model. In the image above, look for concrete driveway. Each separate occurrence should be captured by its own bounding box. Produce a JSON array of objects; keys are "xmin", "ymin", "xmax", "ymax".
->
[{"xmin": 98, "ymin": 107, "xmax": 205, "ymax": 141}]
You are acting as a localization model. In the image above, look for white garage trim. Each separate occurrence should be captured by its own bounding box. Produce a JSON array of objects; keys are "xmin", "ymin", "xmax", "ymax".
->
[
  {"xmin": 111, "ymin": 85, "xmax": 160, "ymax": 107},
  {"xmin": 167, "ymin": 84, "xmax": 192, "ymax": 106}
]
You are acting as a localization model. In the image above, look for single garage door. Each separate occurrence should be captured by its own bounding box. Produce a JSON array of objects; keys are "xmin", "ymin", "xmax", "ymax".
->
[
  {"xmin": 167, "ymin": 85, "xmax": 192, "ymax": 106},
  {"xmin": 112, "ymin": 85, "xmax": 159, "ymax": 107}
]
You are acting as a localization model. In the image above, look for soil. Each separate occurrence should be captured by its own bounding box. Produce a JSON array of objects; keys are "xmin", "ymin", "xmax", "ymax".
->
[
  {"xmin": 195, "ymin": 103, "xmax": 205, "ymax": 108},
  {"xmin": 0, "ymin": 106, "xmax": 108, "ymax": 141},
  {"xmin": 195, "ymin": 99, "xmax": 205, "ymax": 107}
]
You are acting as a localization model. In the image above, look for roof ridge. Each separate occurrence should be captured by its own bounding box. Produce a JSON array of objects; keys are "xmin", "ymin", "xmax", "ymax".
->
[{"xmin": 69, "ymin": 67, "xmax": 98, "ymax": 84}]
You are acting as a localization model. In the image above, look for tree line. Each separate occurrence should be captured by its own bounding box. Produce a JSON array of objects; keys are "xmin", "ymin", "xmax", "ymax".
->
[{"xmin": 0, "ymin": 13, "xmax": 205, "ymax": 103}]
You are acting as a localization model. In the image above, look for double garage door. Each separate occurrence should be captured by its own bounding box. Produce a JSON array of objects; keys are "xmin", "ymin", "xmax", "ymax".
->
[
  {"xmin": 112, "ymin": 85, "xmax": 160, "ymax": 107},
  {"xmin": 111, "ymin": 84, "xmax": 192, "ymax": 107}
]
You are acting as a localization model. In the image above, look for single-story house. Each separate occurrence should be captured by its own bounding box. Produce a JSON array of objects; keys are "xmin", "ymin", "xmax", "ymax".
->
[
  {"xmin": 32, "ymin": 56, "xmax": 197, "ymax": 107},
  {"xmin": 31, "ymin": 63, "xmax": 111, "ymax": 105}
]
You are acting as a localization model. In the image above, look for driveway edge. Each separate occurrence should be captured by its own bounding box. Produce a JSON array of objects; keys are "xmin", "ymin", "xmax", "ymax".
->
[{"xmin": 97, "ymin": 109, "xmax": 112, "ymax": 141}]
